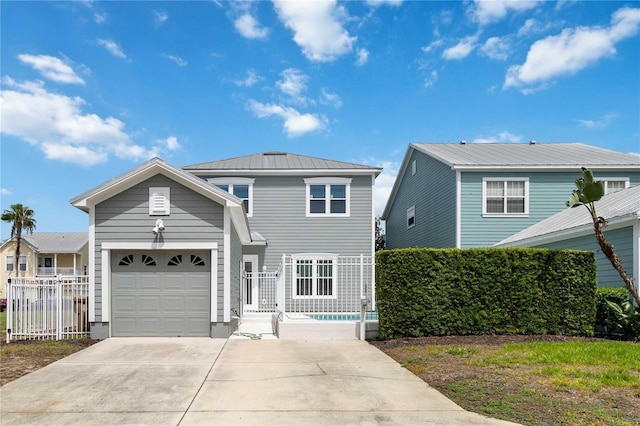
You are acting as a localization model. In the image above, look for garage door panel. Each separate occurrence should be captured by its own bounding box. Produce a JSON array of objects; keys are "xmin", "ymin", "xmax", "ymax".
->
[{"xmin": 111, "ymin": 251, "xmax": 211, "ymax": 337}]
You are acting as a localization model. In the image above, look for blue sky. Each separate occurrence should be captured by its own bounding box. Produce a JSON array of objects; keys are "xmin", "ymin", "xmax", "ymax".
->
[{"xmin": 1, "ymin": 0, "xmax": 639, "ymax": 239}]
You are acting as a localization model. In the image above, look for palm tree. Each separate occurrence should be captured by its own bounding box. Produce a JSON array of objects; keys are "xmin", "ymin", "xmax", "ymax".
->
[{"xmin": 1, "ymin": 204, "xmax": 37, "ymax": 277}]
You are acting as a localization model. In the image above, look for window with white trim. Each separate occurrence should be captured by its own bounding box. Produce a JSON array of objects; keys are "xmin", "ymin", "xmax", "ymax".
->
[
  {"xmin": 407, "ymin": 205, "xmax": 416, "ymax": 229},
  {"xmin": 149, "ymin": 187, "xmax": 170, "ymax": 215},
  {"xmin": 5, "ymin": 255, "xmax": 27, "ymax": 272},
  {"xmin": 603, "ymin": 178, "xmax": 629, "ymax": 195},
  {"xmin": 207, "ymin": 178, "xmax": 255, "ymax": 216},
  {"xmin": 482, "ymin": 178, "xmax": 529, "ymax": 216},
  {"xmin": 411, "ymin": 160, "xmax": 417, "ymax": 176},
  {"xmin": 304, "ymin": 178, "xmax": 351, "ymax": 217},
  {"xmin": 293, "ymin": 255, "xmax": 337, "ymax": 299}
]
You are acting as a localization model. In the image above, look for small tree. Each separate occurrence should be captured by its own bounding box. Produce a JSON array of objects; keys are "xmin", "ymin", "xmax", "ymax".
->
[
  {"xmin": 567, "ymin": 168, "xmax": 640, "ymax": 306},
  {"xmin": 375, "ymin": 216, "xmax": 386, "ymax": 251},
  {"xmin": 1, "ymin": 203, "xmax": 37, "ymax": 278}
]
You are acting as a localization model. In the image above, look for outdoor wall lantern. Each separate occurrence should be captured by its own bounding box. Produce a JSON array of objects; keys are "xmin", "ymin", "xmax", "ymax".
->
[{"xmin": 151, "ymin": 218, "xmax": 165, "ymax": 234}]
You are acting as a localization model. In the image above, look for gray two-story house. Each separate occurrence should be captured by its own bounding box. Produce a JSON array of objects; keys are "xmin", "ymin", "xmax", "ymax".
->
[
  {"xmin": 71, "ymin": 152, "xmax": 381, "ymax": 339},
  {"xmin": 382, "ymin": 142, "xmax": 640, "ymax": 249}
]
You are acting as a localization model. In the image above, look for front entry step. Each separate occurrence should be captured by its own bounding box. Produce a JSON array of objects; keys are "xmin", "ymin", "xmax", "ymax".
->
[{"xmin": 233, "ymin": 313, "xmax": 277, "ymax": 339}]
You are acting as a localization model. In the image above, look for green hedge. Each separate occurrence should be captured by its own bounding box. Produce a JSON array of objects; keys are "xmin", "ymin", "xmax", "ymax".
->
[
  {"xmin": 375, "ymin": 248, "xmax": 597, "ymax": 339},
  {"xmin": 594, "ymin": 287, "xmax": 630, "ymax": 337}
]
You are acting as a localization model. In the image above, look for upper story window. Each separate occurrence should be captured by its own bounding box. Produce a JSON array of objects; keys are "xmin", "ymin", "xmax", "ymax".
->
[
  {"xmin": 482, "ymin": 178, "xmax": 529, "ymax": 217},
  {"xmin": 207, "ymin": 178, "xmax": 255, "ymax": 217},
  {"xmin": 602, "ymin": 178, "xmax": 629, "ymax": 195},
  {"xmin": 304, "ymin": 177, "xmax": 351, "ymax": 217},
  {"xmin": 411, "ymin": 160, "xmax": 417, "ymax": 176},
  {"xmin": 5, "ymin": 255, "xmax": 27, "ymax": 272},
  {"xmin": 149, "ymin": 187, "xmax": 170, "ymax": 215},
  {"xmin": 407, "ymin": 206, "xmax": 416, "ymax": 229}
]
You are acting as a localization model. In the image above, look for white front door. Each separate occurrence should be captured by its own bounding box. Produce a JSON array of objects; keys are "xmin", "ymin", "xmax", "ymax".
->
[{"xmin": 243, "ymin": 255, "xmax": 259, "ymax": 312}]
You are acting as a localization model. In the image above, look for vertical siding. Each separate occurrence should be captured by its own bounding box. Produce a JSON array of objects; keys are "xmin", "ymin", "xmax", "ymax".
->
[
  {"xmin": 385, "ymin": 150, "xmax": 457, "ymax": 249},
  {"xmin": 93, "ymin": 174, "xmax": 224, "ymax": 321},
  {"xmin": 535, "ymin": 227, "xmax": 634, "ymax": 288},
  {"xmin": 460, "ymin": 171, "xmax": 639, "ymax": 248}
]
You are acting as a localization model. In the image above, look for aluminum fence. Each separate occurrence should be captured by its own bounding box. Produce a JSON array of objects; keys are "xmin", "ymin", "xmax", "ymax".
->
[{"xmin": 5, "ymin": 276, "xmax": 90, "ymax": 342}]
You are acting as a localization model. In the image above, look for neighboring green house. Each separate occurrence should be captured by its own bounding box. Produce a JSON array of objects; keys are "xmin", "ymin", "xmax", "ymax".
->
[
  {"xmin": 495, "ymin": 185, "xmax": 639, "ymax": 290},
  {"xmin": 382, "ymin": 142, "xmax": 640, "ymax": 249}
]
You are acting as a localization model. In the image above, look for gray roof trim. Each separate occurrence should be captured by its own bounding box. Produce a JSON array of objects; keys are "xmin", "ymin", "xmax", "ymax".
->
[
  {"xmin": 183, "ymin": 151, "xmax": 382, "ymax": 176},
  {"xmin": 495, "ymin": 185, "xmax": 640, "ymax": 247},
  {"xmin": 381, "ymin": 145, "xmax": 415, "ymax": 219},
  {"xmin": 71, "ymin": 157, "xmax": 253, "ymax": 244}
]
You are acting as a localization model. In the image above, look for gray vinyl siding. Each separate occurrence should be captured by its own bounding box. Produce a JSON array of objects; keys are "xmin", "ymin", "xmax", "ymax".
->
[
  {"xmin": 385, "ymin": 150, "xmax": 457, "ymax": 249},
  {"xmin": 93, "ymin": 174, "xmax": 225, "ymax": 321},
  {"xmin": 460, "ymin": 171, "xmax": 639, "ymax": 248},
  {"xmin": 533, "ymin": 227, "xmax": 634, "ymax": 288},
  {"xmin": 229, "ymin": 222, "xmax": 242, "ymax": 318},
  {"xmin": 248, "ymin": 174, "xmax": 373, "ymax": 271}
]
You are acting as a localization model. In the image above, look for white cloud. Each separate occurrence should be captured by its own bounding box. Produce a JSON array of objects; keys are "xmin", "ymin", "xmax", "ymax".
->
[
  {"xmin": 153, "ymin": 10, "xmax": 168, "ymax": 26},
  {"xmin": 234, "ymin": 13, "xmax": 269, "ymax": 39},
  {"xmin": 18, "ymin": 54, "xmax": 85, "ymax": 85},
  {"xmin": 355, "ymin": 48, "xmax": 369, "ymax": 66},
  {"xmin": 576, "ymin": 113, "xmax": 617, "ymax": 128},
  {"xmin": 423, "ymin": 70, "xmax": 438, "ymax": 88},
  {"xmin": 470, "ymin": 0, "xmax": 540, "ymax": 25},
  {"xmin": 273, "ymin": 0, "xmax": 356, "ymax": 62},
  {"xmin": 442, "ymin": 35, "xmax": 478, "ymax": 60},
  {"xmin": 94, "ymin": 12, "xmax": 107, "ymax": 24},
  {"xmin": 422, "ymin": 39, "xmax": 444, "ymax": 54},
  {"xmin": 0, "ymin": 78, "xmax": 159, "ymax": 166},
  {"xmin": 160, "ymin": 136, "xmax": 181, "ymax": 151},
  {"xmin": 480, "ymin": 36, "xmax": 510, "ymax": 60},
  {"xmin": 366, "ymin": 0, "xmax": 403, "ymax": 7},
  {"xmin": 504, "ymin": 7, "xmax": 640, "ymax": 91},
  {"xmin": 97, "ymin": 39, "xmax": 127, "ymax": 59},
  {"xmin": 1, "ymin": 188, "xmax": 13, "ymax": 196},
  {"xmin": 358, "ymin": 158, "xmax": 399, "ymax": 217},
  {"xmin": 276, "ymin": 68, "xmax": 309, "ymax": 103},
  {"xmin": 247, "ymin": 100, "xmax": 326, "ymax": 137},
  {"xmin": 163, "ymin": 54, "xmax": 187, "ymax": 67},
  {"xmin": 320, "ymin": 88, "xmax": 342, "ymax": 108},
  {"xmin": 234, "ymin": 69, "xmax": 262, "ymax": 87},
  {"xmin": 472, "ymin": 131, "xmax": 523, "ymax": 144}
]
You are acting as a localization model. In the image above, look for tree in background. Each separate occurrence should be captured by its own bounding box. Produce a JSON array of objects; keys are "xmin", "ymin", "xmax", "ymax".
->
[
  {"xmin": 375, "ymin": 216, "xmax": 386, "ymax": 251},
  {"xmin": 1, "ymin": 204, "xmax": 37, "ymax": 278},
  {"xmin": 567, "ymin": 168, "xmax": 640, "ymax": 306}
]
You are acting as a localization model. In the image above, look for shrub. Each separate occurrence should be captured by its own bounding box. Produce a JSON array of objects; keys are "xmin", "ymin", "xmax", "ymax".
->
[
  {"xmin": 376, "ymin": 248, "xmax": 596, "ymax": 339},
  {"xmin": 594, "ymin": 287, "xmax": 629, "ymax": 337}
]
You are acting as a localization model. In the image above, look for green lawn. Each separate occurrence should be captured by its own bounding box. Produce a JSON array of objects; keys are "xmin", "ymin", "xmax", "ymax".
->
[{"xmin": 381, "ymin": 339, "xmax": 640, "ymax": 426}]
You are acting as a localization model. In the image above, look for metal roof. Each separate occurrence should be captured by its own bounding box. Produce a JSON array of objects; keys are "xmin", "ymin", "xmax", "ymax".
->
[
  {"xmin": 412, "ymin": 142, "xmax": 640, "ymax": 169},
  {"xmin": 182, "ymin": 151, "xmax": 382, "ymax": 174},
  {"xmin": 21, "ymin": 232, "xmax": 88, "ymax": 253},
  {"xmin": 495, "ymin": 185, "xmax": 640, "ymax": 247}
]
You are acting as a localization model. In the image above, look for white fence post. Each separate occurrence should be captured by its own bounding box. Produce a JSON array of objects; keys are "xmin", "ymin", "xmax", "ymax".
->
[{"xmin": 56, "ymin": 275, "xmax": 62, "ymax": 340}]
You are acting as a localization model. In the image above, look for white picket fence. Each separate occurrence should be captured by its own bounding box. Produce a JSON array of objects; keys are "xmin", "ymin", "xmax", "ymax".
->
[{"xmin": 5, "ymin": 276, "xmax": 90, "ymax": 342}]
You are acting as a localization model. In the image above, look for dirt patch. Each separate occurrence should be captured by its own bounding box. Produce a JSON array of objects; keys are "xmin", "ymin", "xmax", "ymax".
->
[{"xmin": 0, "ymin": 338, "xmax": 99, "ymax": 386}]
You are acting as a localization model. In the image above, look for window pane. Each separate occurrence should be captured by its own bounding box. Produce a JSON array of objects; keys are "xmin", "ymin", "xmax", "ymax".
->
[
  {"xmin": 310, "ymin": 185, "xmax": 325, "ymax": 199},
  {"xmin": 486, "ymin": 181, "xmax": 504, "ymax": 197},
  {"xmin": 486, "ymin": 198, "xmax": 504, "ymax": 213},
  {"xmin": 330, "ymin": 200, "xmax": 346, "ymax": 214},
  {"xmin": 330, "ymin": 185, "xmax": 345, "ymax": 199},
  {"xmin": 606, "ymin": 181, "xmax": 626, "ymax": 194},
  {"xmin": 296, "ymin": 261, "xmax": 313, "ymax": 296},
  {"xmin": 310, "ymin": 200, "xmax": 325, "ymax": 214},
  {"xmin": 233, "ymin": 185, "xmax": 249, "ymax": 199},
  {"xmin": 506, "ymin": 199, "xmax": 525, "ymax": 213},
  {"xmin": 506, "ymin": 181, "xmax": 524, "ymax": 197},
  {"xmin": 216, "ymin": 184, "xmax": 229, "ymax": 192}
]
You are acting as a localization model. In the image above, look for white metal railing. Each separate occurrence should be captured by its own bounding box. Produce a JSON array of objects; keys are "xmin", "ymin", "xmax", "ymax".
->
[
  {"xmin": 6, "ymin": 276, "xmax": 90, "ymax": 342},
  {"xmin": 243, "ymin": 271, "xmax": 278, "ymax": 313},
  {"xmin": 276, "ymin": 254, "xmax": 375, "ymax": 319},
  {"xmin": 36, "ymin": 267, "xmax": 83, "ymax": 276}
]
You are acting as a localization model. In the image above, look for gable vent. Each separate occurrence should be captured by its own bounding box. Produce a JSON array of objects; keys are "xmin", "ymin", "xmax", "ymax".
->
[{"xmin": 263, "ymin": 151, "xmax": 287, "ymax": 156}]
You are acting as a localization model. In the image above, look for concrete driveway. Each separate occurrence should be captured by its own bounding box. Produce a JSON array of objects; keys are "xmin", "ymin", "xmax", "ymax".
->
[{"xmin": 0, "ymin": 338, "xmax": 518, "ymax": 425}]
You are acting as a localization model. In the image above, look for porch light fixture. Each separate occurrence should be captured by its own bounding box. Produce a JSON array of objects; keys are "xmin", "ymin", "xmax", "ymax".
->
[{"xmin": 152, "ymin": 218, "xmax": 165, "ymax": 234}]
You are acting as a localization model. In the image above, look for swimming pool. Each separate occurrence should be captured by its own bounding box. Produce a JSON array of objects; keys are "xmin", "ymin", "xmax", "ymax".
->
[{"xmin": 307, "ymin": 312, "xmax": 378, "ymax": 321}]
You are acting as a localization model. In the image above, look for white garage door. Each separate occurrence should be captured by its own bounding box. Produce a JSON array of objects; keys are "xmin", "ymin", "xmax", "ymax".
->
[{"xmin": 111, "ymin": 251, "xmax": 210, "ymax": 337}]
